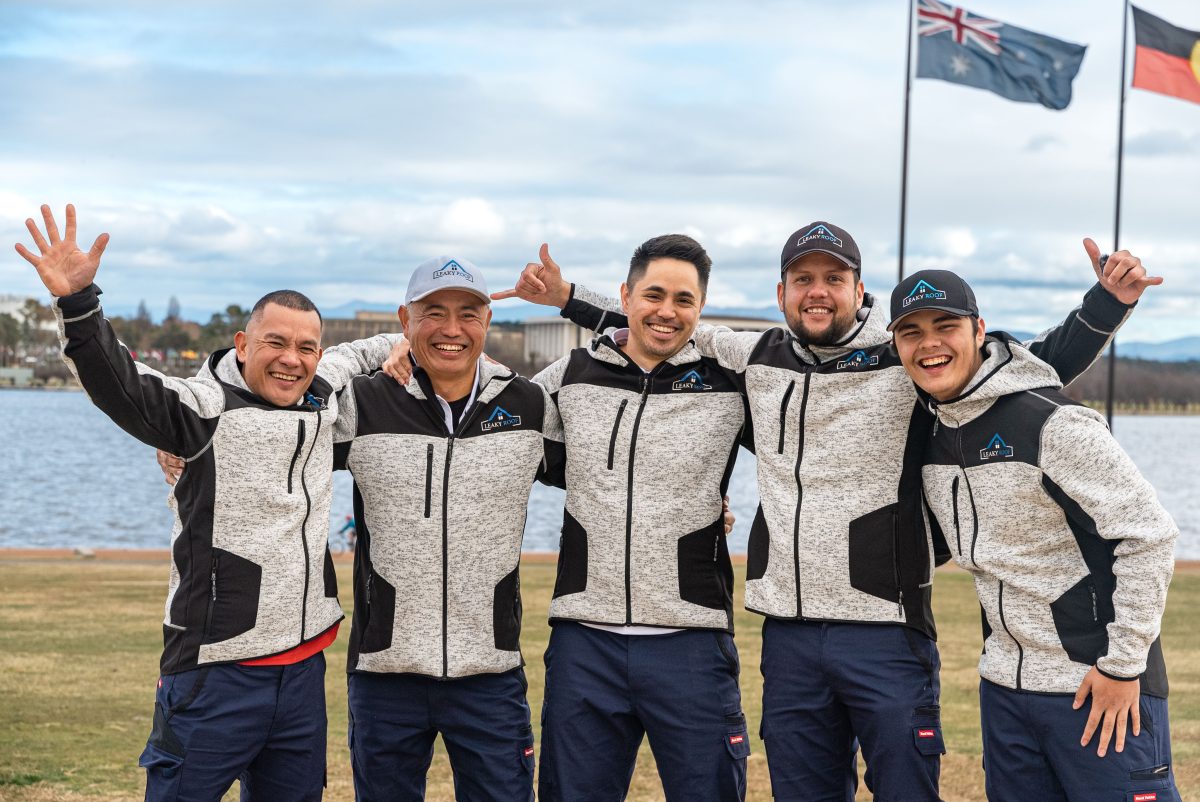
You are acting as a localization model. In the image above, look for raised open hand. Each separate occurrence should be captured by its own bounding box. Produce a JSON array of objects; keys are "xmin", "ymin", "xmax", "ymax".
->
[{"xmin": 15, "ymin": 204, "xmax": 109, "ymax": 297}]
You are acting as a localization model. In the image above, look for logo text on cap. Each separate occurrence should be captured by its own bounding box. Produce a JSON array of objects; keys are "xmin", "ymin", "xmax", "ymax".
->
[
  {"xmin": 797, "ymin": 224, "xmax": 843, "ymax": 248},
  {"xmin": 902, "ymin": 279, "xmax": 947, "ymax": 308},
  {"xmin": 433, "ymin": 259, "xmax": 475, "ymax": 282}
]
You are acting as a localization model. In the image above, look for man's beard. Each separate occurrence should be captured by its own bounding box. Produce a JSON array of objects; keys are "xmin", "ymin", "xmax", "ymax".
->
[{"xmin": 786, "ymin": 308, "xmax": 858, "ymax": 347}]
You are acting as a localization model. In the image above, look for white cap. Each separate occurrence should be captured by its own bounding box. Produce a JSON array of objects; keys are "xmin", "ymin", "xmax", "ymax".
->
[{"xmin": 404, "ymin": 256, "xmax": 490, "ymax": 305}]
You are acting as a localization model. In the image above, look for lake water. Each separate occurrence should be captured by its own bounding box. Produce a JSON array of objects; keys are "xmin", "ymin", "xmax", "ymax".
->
[{"xmin": 2, "ymin": 388, "xmax": 1197, "ymax": 557}]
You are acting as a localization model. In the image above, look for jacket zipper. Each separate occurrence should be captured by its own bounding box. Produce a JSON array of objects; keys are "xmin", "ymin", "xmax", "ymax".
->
[
  {"xmin": 607, "ymin": 399, "xmax": 628, "ymax": 470},
  {"xmin": 891, "ymin": 508, "xmax": 904, "ymax": 618},
  {"xmin": 423, "ymin": 443, "xmax": 434, "ymax": 518},
  {"xmin": 777, "ymin": 380, "xmax": 796, "ymax": 454},
  {"xmin": 363, "ymin": 569, "xmax": 374, "ymax": 629},
  {"xmin": 624, "ymin": 373, "xmax": 654, "ymax": 624},
  {"xmin": 791, "ymin": 371, "xmax": 812, "ymax": 618},
  {"xmin": 997, "ymin": 580, "xmax": 1024, "ymax": 689},
  {"xmin": 954, "ymin": 428, "xmax": 981, "ymax": 569},
  {"xmin": 441, "ymin": 399, "xmax": 485, "ymax": 677},
  {"xmin": 204, "ymin": 555, "xmax": 219, "ymax": 636},
  {"xmin": 297, "ymin": 410, "xmax": 319, "ymax": 641},
  {"xmin": 951, "ymin": 476, "xmax": 962, "ymax": 557},
  {"xmin": 287, "ymin": 419, "xmax": 305, "ymax": 494}
]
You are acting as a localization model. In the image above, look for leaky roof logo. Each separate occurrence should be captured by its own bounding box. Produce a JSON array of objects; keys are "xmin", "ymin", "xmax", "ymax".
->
[
  {"xmin": 481, "ymin": 405, "xmax": 522, "ymax": 432},
  {"xmin": 672, "ymin": 368, "xmax": 712, "ymax": 391},
  {"xmin": 837, "ymin": 349, "xmax": 880, "ymax": 370},
  {"xmin": 798, "ymin": 224, "xmax": 842, "ymax": 248},
  {"xmin": 979, "ymin": 433, "xmax": 1014, "ymax": 460},
  {"xmin": 902, "ymin": 279, "xmax": 947, "ymax": 308},
  {"xmin": 433, "ymin": 259, "xmax": 475, "ymax": 282}
]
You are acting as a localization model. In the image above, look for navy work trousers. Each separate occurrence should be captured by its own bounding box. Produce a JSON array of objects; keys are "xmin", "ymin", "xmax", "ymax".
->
[
  {"xmin": 138, "ymin": 651, "xmax": 328, "ymax": 802},
  {"xmin": 538, "ymin": 622, "xmax": 751, "ymax": 802},
  {"xmin": 760, "ymin": 619, "xmax": 944, "ymax": 802},
  {"xmin": 347, "ymin": 667, "xmax": 535, "ymax": 802},
  {"xmin": 980, "ymin": 678, "xmax": 1181, "ymax": 802}
]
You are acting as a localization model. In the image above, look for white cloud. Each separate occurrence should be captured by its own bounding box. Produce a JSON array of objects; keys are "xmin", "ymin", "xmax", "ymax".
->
[{"xmin": 439, "ymin": 198, "xmax": 506, "ymax": 241}]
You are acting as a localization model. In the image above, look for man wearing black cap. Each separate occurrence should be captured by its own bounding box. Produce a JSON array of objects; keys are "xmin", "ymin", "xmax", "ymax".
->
[
  {"xmin": 504, "ymin": 226, "xmax": 1158, "ymax": 801},
  {"xmin": 890, "ymin": 269, "xmax": 1180, "ymax": 802}
]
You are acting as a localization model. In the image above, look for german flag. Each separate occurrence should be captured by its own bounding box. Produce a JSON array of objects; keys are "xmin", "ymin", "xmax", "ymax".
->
[{"xmin": 1132, "ymin": 6, "xmax": 1200, "ymax": 104}]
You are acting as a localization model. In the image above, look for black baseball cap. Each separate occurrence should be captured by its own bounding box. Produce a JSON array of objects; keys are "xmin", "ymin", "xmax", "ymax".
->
[
  {"xmin": 887, "ymin": 269, "xmax": 979, "ymax": 331},
  {"xmin": 780, "ymin": 221, "xmax": 861, "ymax": 275}
]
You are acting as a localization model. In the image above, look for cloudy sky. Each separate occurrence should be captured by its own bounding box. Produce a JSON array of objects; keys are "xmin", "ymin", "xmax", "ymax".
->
[{"xmin": 1, "ymin": 0, "xmax": 1197, "ymax": 341}]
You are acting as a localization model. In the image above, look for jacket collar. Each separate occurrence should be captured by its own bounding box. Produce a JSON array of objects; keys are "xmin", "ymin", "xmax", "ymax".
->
[
  {"xmin": 586, "ymin": 327, "xmax": 703, "ymax": 371},
  {"xmin": 919, "ymin": 333, "xmax": 1062, "ymax": 427}
]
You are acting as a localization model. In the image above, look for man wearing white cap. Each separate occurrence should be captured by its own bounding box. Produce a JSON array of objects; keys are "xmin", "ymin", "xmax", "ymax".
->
[{"xmin": 332, "ymin": 256, "xmax": 563, "ymax": 802}]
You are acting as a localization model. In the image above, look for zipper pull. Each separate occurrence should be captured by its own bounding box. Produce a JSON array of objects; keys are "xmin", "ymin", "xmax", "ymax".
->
[
  {"xmin": 929, "ymin": 400, "xmax": 940, "ymax": 437},
  {"xmin": 897, "ymin": 589, "xmax": 904, "ymax": 617}
]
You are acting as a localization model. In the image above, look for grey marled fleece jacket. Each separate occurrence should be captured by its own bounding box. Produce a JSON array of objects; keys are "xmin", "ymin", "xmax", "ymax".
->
[{"xmin": 921, "ymin": 336, "xmax": 1177, "ymax": 695}]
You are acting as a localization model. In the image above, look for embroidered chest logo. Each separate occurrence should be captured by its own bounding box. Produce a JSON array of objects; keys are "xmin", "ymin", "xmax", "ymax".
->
[
  {"xmin": 979, "ymin": 433, "xmax": 1014, "ymax": 460},
  {"xmin": 902, "ymin": 279, "xmax": 947, "ymax": 308},
  {"xmin": 672, "ymin": 369, "xmax": 712, "ymax": 391},
  {"xmin": 836, "ymin": 349, "xmax": 880, "ymax": 370},
  {"xmin": 481, "ymin": 406, "xmax": 522, "ymax": 432},
  {"xmin": 432, "ymin": 259, "xmax": 475, "ymax": 282}
]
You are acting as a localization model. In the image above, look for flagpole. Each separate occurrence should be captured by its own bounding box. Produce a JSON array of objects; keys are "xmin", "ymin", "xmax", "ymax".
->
[
  {"xmin": 1106, "ymin": 0, "xmax": 1130, "ymax": 428},
  {"xmin": 898, "ymin": 0, "xmax": 916, "ymax": 283}
]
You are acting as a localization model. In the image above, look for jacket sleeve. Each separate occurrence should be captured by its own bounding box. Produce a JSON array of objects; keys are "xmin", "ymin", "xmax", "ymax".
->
[
  {"xmin": 1023, "ymin": 284, "xmax": 1132, "ymax": 386},
  {"xmin": 317, "ymin": 333, "xmax": 405, "ymax": 392},
  {"xmin": 53, "ymin": 285, "xmax": 223, "ymax": 458},
  {"xmin": 1039, "ymin": 405, "xmax": 1177, "ymax": 680},
  {"xmin": 533, "ymin": 356, "xmax": 569, "ymax": 489},
  {"xmin": 559, "ymin": 283, "xmax": 626, "ymax": 332}
]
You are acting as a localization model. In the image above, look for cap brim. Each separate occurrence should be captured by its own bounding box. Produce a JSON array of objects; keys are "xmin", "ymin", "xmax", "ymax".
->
[
  {"xmin": 886, "ymin": 305, "xmax": 975, "ymax": 332},
  {"xmin": 782, "ymin": 248, "xmax": 860, "ymax": 274},
  {"xmin": 406, "ymin": 286, "xmax": 492, "ymax": 306}
]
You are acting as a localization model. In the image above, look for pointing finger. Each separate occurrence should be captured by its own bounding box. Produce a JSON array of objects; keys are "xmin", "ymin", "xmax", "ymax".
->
[
  {"xmin": 490, "ymin": 288, "xmax": 520, "ymax": 301},
  {"xmin": 65, "ymin": 203, "xmax": 77, "ymax": 242}
]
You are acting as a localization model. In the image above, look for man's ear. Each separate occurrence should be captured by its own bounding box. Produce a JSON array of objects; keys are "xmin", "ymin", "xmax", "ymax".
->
[
  {"xmin": 776, "ymin": 281, "xmax": 785, "ymax": 314},
  {"xmin": 619, "ymin": 282, "xmax": 631, "ymax": 314},
  {"xmin": 395, "ymin": 304, "xmax": 404, "ymax": 322},
  {"xmin": 399, "ymin": 305, "xmax": 411, "ymax": 334},
  {"xmin": 975, "ymin": 316, "xmax": 987, "ymax": 347},
  {"xmin": 234, "ymin": 330, "xmax": 248, "ymax": 361}
]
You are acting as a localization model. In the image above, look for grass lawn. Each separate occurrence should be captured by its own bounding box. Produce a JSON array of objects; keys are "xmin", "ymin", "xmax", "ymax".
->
[{"xmin": 1, "ymin": 555, "xmax": 1196, "ymax": 801}]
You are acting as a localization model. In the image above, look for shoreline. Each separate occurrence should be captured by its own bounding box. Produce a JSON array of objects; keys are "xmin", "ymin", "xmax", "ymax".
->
[{"xmin": 3, "ymin": 548, "xmax": 1199, "ymax": 572}]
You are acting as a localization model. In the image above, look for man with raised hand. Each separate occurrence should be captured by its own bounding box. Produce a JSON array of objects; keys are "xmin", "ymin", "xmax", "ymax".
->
[
  {"xmin": 332, "ymin": 255, "xmax": 563, "ymax": 802},
  {"xmin": 498, "ymin": 224, "xmax": 1159, "ymax": 801},
  {"xmin": 490, "ymin": 235, "xmax": 752, "ymax": 802},
  {"xmin": 17, "ymin": 204, "xmax": 396, "ymax": 802},
  {"xmin": 890, "ymin": 269, "xmax": 1180, "ymax": 802}
]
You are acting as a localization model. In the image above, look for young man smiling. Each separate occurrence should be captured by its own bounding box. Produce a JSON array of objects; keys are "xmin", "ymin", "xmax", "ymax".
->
[
  {"xmin": 503, "ymin": 235, "xmax": 752, "ymax": 801},
  {"xmin": 890, "ymin": 269, "xmax": 1180, "ymax": 802},
  {"xmin": 511, "ymin": 223, "xmax": 1159, "ymax": 801}
]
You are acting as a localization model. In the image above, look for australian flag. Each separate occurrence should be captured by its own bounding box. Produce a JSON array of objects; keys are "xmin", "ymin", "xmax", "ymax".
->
[{"xmin": 916, "ymin": 1, "xmax": 1086, "ymax": 110}]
